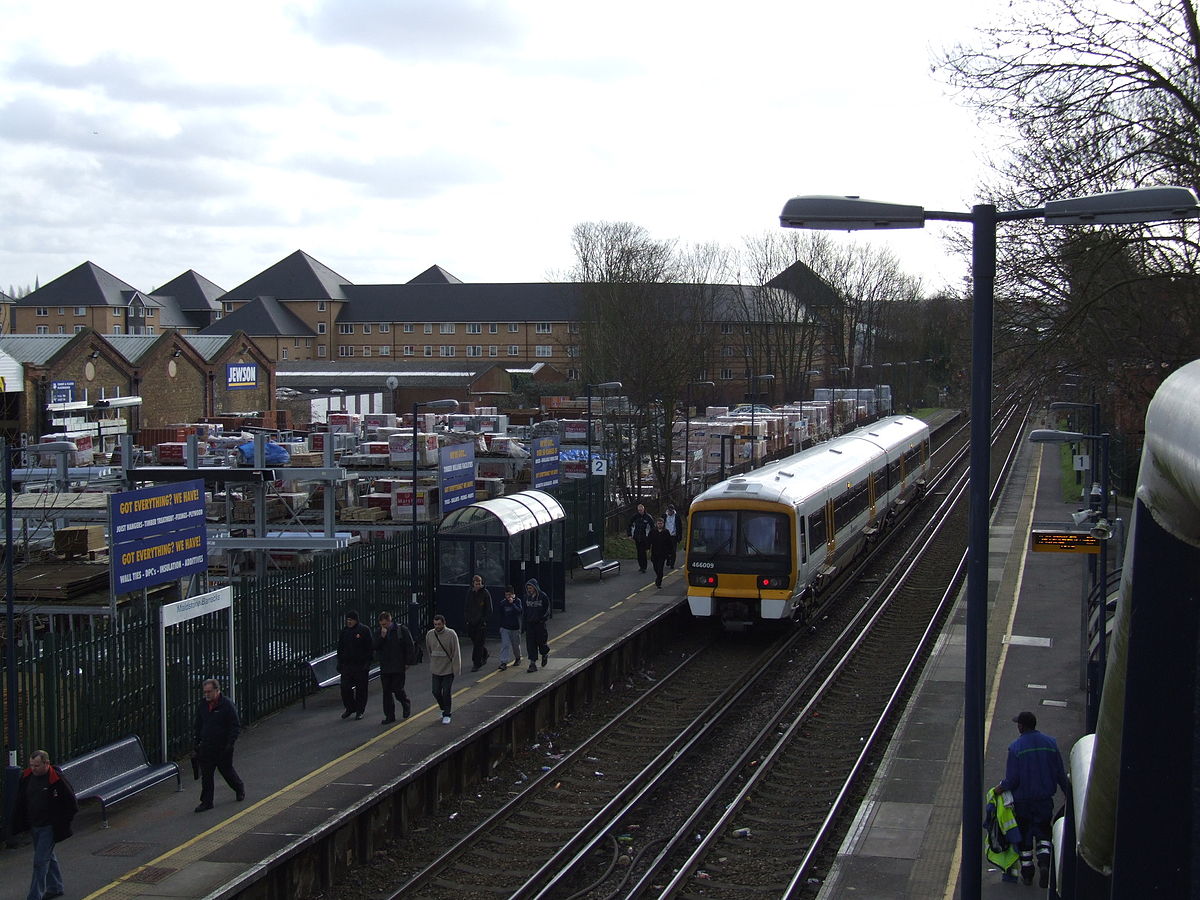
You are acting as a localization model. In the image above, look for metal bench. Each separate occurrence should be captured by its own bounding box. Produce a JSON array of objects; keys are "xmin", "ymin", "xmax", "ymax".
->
[
  {"xmin": 572, "ymin": 544, "xmax": 621, "ymax": 580},
  {"xmin": 300, "ymin": 651, "xmax": 381, "ymax": 708},
  {"xmin": 60, "ymin": 735, "xmax": 181, "ymax": 828}
]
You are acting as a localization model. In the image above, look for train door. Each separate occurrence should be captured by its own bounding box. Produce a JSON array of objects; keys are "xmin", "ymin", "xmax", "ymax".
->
[{"xmin": 824, "ymin": 498, "xmax": 836, "ymax": 552}]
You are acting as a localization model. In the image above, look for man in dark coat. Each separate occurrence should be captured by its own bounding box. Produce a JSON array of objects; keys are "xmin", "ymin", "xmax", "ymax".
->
[
  {"xmin": 13, "ymin": 748, "xmax": 77, "ymax": 900},
  {"xmin": 192, "ymin": 678, "xmax": 245, "ymax": 812},
  {"xmin": 523, "ymin": 578, "xmax": 551, "ymax": 673},
  {"xmin": 464, "ymin": 574, "xmax": 493, "ymax": 672},
  {"xmin": 628, "ymin": 503, "xmax": 654, "ymax": 573},
  {"xmin": 336, "ymin": 609, "xmax": 373, "ymax": 720},
  {"xmin": 374, "ymin": 610, "xmax": 414, "ymax": 723},
  {"xmin": 648, "ymin": 517, "xmax": 676, "ymax": 588},
  {"xmin": 662, "ymin": 503, "xmax": 685, "ymax": 568}
]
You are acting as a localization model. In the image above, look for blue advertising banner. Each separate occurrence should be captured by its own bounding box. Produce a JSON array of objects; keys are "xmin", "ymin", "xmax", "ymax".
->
[
  {"xmin": 50, "ymin": 381, "xmax": 75, "ymax": 404},
  {"xmin": 439, "ymin": 443, "xmax": 476, "ymax": 514},
  {"xmin": 110, "ymin": 480, "xmax": 208, "ymax": 592},
  {"xmin": 532, "ymin": 436, "xmax": 560, "ymax": 488},
  {"xmin": 226, "ymin": 363, "xmax": 258, "ymax": 390}
]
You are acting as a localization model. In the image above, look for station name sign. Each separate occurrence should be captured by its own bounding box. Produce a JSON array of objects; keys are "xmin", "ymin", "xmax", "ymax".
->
[{"xmin": 1029, "ymin": 528, "xmax": 1101, "ymax": 554}]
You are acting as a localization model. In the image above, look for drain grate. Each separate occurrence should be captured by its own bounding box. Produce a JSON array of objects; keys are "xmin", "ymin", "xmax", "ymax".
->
[
  {"xmin": 94, "ymin": 841, "xmax": 155, "ymax": 857},
  {"xmin": 125, "ymin": 866, "xmax": 177, "ymax": 884}
]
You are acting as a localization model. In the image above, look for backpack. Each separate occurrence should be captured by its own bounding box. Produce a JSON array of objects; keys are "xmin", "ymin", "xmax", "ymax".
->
[{"xmin": 400, "ymin": 624, "xmax": 420, "ymax": 665}]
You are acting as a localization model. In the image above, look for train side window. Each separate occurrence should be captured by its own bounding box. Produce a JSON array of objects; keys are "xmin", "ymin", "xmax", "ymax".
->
[{"xmin": 808, "ymin": 509, "xmax": 827, "ymax": 549}]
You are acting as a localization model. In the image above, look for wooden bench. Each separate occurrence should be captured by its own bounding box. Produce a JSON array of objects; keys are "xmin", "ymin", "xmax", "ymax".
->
[
  {"xmin": 300, "ymin": 651, "xmax": 381, "ymax": 708},
  {"xmin": 572, "ymin": 544, "xmax": 621, "ymax": 580},
  {"xmin": 60, "ymin": 735, "xmax": 181, "ymax": 828}
]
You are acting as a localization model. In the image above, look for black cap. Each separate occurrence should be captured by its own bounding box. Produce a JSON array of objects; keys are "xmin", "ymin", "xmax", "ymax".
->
[
  {"xmin": 1013, "ymin": 711, "xmax": 1037, "ymax": 729},
  {"xmin": 345, "ymin": 610, "xmax": 359, "ymax": 622}
]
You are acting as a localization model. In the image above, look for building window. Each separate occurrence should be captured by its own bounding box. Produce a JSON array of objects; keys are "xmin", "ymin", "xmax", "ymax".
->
[
  {"xmin": 424, "ymin": 345, "xmax": 433, "ymax": 356},
  {"xmin": 720, "ymin": 323, "xmax": 733, "ymax": 334},
  {"xmin": 317, "ymin": 344, "xmax": 327, "ymax": 357},
  {"xmin": 507, "ymin": 345, "xmax": 520, "ymax": 356},
  {"xmin": 56, "ymin": 325, "xmax": 65, "ymax": 334},
  {"xmin": 379, "ymin": 323, "xmax": 389, "ymax": 333},
  {"xmin": 378, "ymin": 345, "xmax": 390, "ymax": 356},
  {"xmin": 281, "ymin": 347, "xmax": 289, "ymax": 360},
  {"xmin": 112, "ymin": 325, "xmax": 122, "ymax": 334},
  {"xmin": 488, "ymin": 323, "xmax": 498, "ymax": 334},
  {"xmin": 224, "ymin": 302, "xmax": 234, "ymax": 313},
  {"xmin": 144, "ymin": 326, "xmax": 154, "ymax": 335},
  {"xmin": 423, "ymin": 323, "xmax": 433, "ymax": 334},
  {"xmin": 466, "ymin": 323, "xmax": 482, "ymax": 334},
  {"xmin": 113, "ymin": 308, "xmax": 122, "ymax": 317},
  {"xmin": 338, "ymin": 346, "xmax": 354, "ymax": 357},
  {"xmin": 74, "ymin": 306, "xmax": 85, "ymax": 316},
  {"xmin": 144, "ymin": 308, "xmax": 155, "ymax": 317},
  {"xmin": 488, "ymin": 345, "xmax": 498, "ymax": 357},
  {"xmin": 74, "ymin": 325, "xmax": 84, "ymax": 334},
  {"xmin": 362, "ymin": 346, "xmax": 371, "ymax": 357},
  {"xmin": 36, "ymin": 307, "xmax": 48, "ymax": 316},
  {"xmin": 36, "ymin": 325, "xmax": 48, "ymax": 334},
  {"xmin": 720, "ymin": 368, "xmax": 733, "ymax": 380},
  {"xmin": 339, "ymin": 323, "xmax": 353, "ymax": 334},
  {"xmin": 568, "ymin": 368, "xmax": 580, "ymax": 381},
  {"xmin": 535, "ymin": 345, "xmax": 552, "ymax": 357},
  {"xmin": 317, "ymin": 301, "xmax": 326, "ymax": 312},
  {"xmin": 293, "ymin": 338, "xmax": 300, "ymax": 347},
  {"xmin": 508, "ymin": 323, "xmax": 519, "ymax": 333},
  {"xmin": 439, "ymin": 345, "xmax": 455, "ymax": 357},
  {"xmin": 362, "ymin": 323, "xmax": 372, "ymax": 334},
  {"xmin": 439, "ymin": 323, "xmax": 455, "ymax": 334},
  {"xmin": 536, "ymin": 323, "xmax": 552, "ymax": 334},
  {"xmin": 403, "ymin": 345, "xmax": 415, "ymax": 356},
  {"xmin": 404, "ymin": 323, "xmax": 414, "ymax": 333},
  {"xmin": 743, "ymin": 346, "xmax": 752, "ymax": 357},
  {"xmin": 568, "ymin": 322, "xmax": 580, "ymax": 334},
  {"xmin": 305, "ymin": 338, "xmax": 313, "ymax": 348},
  {"xmin": 722, "ymin": 345, "xmax": 734, "ymax": 357},
  {"xmin": 466, "ymin": 345, "xmax": 482, "ymax": 357},
  {"xmin": 215, "ymin": 311, "xmax": 223, "ymax": 319},
  {"xmin": 567, "ymin": 345, "xmax": 579, "ymax": 357},
  {"xmin": 317, "ymin": 322, "xmax": 327, "ymax": 334}
]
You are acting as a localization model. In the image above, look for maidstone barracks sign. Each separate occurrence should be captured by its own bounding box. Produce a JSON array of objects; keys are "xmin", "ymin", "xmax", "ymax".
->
[{"xmin": 226, "ymin": 363, "xmax": 258, "ymax": 390}]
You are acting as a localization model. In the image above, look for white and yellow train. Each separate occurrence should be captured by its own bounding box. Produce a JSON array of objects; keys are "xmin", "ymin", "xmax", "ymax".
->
[{"xmin": 685, "ymin": 415, "xmax": 931, "ymax": 627}]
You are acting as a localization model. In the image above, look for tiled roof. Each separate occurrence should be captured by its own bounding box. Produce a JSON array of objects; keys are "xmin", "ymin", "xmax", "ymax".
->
[
  {"xmin": 218, "ymin": 250, "xmax": 352, "ymax": 302},
  {"xmin": 200, "ymin": 296, "xmax": 314, "ymax": 337},
  {"xmin": 16, "ymin": 261, "xmax": 138, "ymax": 308},
  {"xmin": 152, "ymin": 270, "xmax": 225, "ymax": 311},
  {"xmin": 407, "ymin": 265, "xmax": 463, "ymax": 284},
  {"xmin": 338, "ymin": 282, "xmax": 584, "ymax": 323}
]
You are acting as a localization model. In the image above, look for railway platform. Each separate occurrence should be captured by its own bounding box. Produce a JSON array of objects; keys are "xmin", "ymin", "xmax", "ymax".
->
[
  {"xmin": 0, "ymin": 565, "xmax": 682, "ymax": 900},
  {"xmin": 818, "ymin": 429, "xmax": 1090, "ymax": 898}
]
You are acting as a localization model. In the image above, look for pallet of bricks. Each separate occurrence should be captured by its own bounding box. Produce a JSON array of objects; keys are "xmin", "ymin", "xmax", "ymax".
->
[
  {"xmin": 341, "ymin": 505, "xmax": 387, "ymax": 523},
  {"xmin": 232, "ymin": 497, "xmax": 290, "ymax": 522}
]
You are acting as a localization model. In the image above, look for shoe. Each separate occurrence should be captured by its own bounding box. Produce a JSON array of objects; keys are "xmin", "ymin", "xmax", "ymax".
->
[
  {"xmin": 236, "ymin": 789, "xmax": 245, "ymax": 802},
  {"xmin": 1039, "ymin": 868, "xmax": 1050, "ymax": 889},
  {"xmin": 44, "ymin": 892, "xmax": 64, "ymax": 899},
  {"xmin": 527, "ymin": 664, "xmax": 537, "ymax": 673},
  {"xmin": 194, "ymin": 803, "xmax": 213, "ymax": 812},
  {"xmin": 655, "ymin": 581, "xmax": 662, "ymax": 588},
  {"xmin": 499, "ymin": 662, "xmax": 508, "ymax": 670},
  {"xmin": 1021, "ymin": 870, "xmax": 1034, "ymax": 886},
  {"xmin": 340, "ymin": 710, "xmax": 352, "ymax": 719},
  {"xmin": 541, "ymin": 652, "xmax": 548, "ymax": 667},
  {"xmin": 402, "ymin": 702, "xmax": 411, "ymax": 718},
  {"xmin": 381, "ymin": 716, "xmax": 395, "ymax": 724},
  {"xmin": 1001, "ymin": 872, "xmax": 1019, "ymax": 884},
  {"xmin": 441, "ymin": 715, "xmax": 451, "ymax": 724},
  {"xmin": 514, "ymin": 657, "xmax": 521, "ymax": 666},
  {"xmin": 354, "ymin": 713, "xmax": 363, "ymax": 720},
  {"xmin": 471, "ymin": 664, "xmax": 482, "ymax": 672}
]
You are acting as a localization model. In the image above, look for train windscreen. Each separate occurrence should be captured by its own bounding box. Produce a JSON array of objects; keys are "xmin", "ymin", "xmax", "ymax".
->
[{"xmin": 689, "ymin": 509, "xmax": 791, "ymax": 567}]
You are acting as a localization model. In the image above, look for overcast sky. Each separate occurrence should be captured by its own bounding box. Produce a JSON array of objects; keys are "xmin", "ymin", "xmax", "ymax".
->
[{"xmin": 0, "ymin": 0, "xmax": 1001, "ymax": 297}]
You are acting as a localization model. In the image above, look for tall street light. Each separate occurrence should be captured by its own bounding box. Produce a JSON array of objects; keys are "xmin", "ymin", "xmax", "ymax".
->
[
  {"xmin": 1029, "ymin": 428, "xmax": 1112, "ymax": 732},
  {"xmin": 4, "ymin": 439, "xmax": 77, "ymax": 843},
  {"xmin": 747, "ymin": 374, "xmax": 774, "ymax": 469},
  {"xmin": 780, "ymin": 185, "xmax": 1200, "ymax": 899},
  {"xmin": 585, "ymin": 382, "xmax": 622, "ymax": 540},
  {"xmin": 683, "ymin": 381, "xmax": 714, "ymax": 500},
  {"xmin": 409, "ymin": 399, "xmax": 458, "ymax": 635},
  {"xmin": 1049, "ymin": 400, "xmax": 1102, "ymax": 490}
]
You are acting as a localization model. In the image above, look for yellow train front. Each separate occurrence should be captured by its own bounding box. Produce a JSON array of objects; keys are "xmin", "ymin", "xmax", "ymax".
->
[{"xmin": 685, "ymin": 416, "xmax": 930, "ymax": 629}]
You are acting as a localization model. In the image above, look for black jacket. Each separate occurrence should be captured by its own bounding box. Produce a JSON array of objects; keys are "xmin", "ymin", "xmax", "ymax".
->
[
  {"xmin": 523, "ymin": 578, "xmax": 550, "ymax": 626},
  {"xmin": 629, "ymin": 510, "xmax": 654, "ymax": 543},
  {"xmin": 13, "ymin": 764, "xmax": 78, "ymax": 842},
  {"xmin": 374, "ymin": 622, "xmax": 415, "ymax": 674},
  {"xmin": 194, "ymin": 693, "xmax": 241, "ymax": 757},
  {"xmin": 465, "ymin": 587, "xmax": 493, "ymax": 628},
  {"xmin": 649, "ymin": 527, "xmax": 675, "ymax": 562},
  {"xmin": 337, "ymin": 621, "xmax": 374, "ymax": 670}
]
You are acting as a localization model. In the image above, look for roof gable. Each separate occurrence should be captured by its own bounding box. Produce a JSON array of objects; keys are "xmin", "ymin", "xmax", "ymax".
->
[
  {"xmin": 16, "ymin": 261, "xmax": 138, "ymax": 308},
  {"xmin": 219, "ymin": 250, "xmax": 352, "ymax": 302},
  {"xmin": 200, "ymin": 295, "xmax": 314, "ymax": 337},
  {"xmin": 153, "ymin": 270, "xmax": 225, "ymax": 311},
  {"xmin": 407, "ymin": 265, "xmax": 463, "ymax": 284}
]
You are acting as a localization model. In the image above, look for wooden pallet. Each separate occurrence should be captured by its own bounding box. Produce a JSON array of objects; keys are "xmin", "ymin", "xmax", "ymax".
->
[{"xmin": 340, "ymin": 506, "xmax": 387, "ymax": 523}]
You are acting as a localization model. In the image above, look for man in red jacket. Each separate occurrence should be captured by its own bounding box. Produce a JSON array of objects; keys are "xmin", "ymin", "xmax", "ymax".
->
[{"xmin": 13, "ymin": 749, "xmax": 78, "ymax": 900}]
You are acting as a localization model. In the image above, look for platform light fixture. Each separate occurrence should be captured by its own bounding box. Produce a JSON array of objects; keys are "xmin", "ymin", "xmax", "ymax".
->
[
  {"xmin": 409, "ymin": 399, "xmax": 458, "ymax": 635},
  {"xmin": 779, "ymin": 185, "xmax": 1200, "ymax": 899}
]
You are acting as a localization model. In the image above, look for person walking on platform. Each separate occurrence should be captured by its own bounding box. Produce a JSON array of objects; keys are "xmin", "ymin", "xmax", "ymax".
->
[
  {"xmin": 13, "ymin": 748, "xmax": 77, "ymax": 900},
  {"xmin": 426, "ymin": 614, "xmax": 461, "ymax": 723},
  {"xmin": 628, "ymin": 502, "xmax": 654, "ymax": 573},
  {"xmin": 336, "ymin": 610, "xmax": 374, "ymax": 720},
  {"xmin": 374, "ymin": 611, "xmax": 414, "ymax": 723},
  {"xmin": 648, "ymin": 517, "xmax": 675, "ymax": 588},
  {"xmin": 465, "ymin": 574, "xmax": 493, "ymax": 672},
  {"xmin": 192, "ymin": 679, "xmax": 245, "ymax": 812},
  {"xmin": 497, "ymin": 585, "xmax": 523, "ymax": 670},
  {"xmin": 662, "ymin": 504, "xmax": 685, "ymax": 568},
  {"xmin": 994, "ymin": 711, "xmax": 1071, "ymax": 887},
  {"xmin": 523, "ymin": 578, "xmax": 551, "ymax": 672}
]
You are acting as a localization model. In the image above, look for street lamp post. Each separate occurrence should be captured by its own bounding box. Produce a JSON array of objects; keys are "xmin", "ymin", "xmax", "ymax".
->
[
  {"xmin": 683, "ymin": 380, "xmax": 714, "ymax": 500},
  {"xmin": 780, "ymin": 185, "xmax": 1200, "ymax": 899},
  {"xmin": 747, "ymin": 374, "xmax": 774, "ymax": 469},
  {"xmin": 409, "ymin": 399, "xmax": 458, "ymax": 636},
  {"xmin": 3, "ymin": 439, "xmax": 78, "ymax": 844},
  {"xmin": 585, "ymin": 382, "xmax": 622, "ymax": 540}
]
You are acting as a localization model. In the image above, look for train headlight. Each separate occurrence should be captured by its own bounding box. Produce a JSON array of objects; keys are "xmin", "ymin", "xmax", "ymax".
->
[
  {"xmin": 689, "ymin": 571, "xmax": 717, "ymax": 587},
  {"xmin": 758, "ymin": 575, "xmax": 787, "ymax": 590}
]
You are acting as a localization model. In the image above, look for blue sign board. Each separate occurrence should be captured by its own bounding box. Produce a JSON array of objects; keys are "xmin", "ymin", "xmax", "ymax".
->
[
  {"xmin": 50, "ymin": 381, "xmax": 75, "ymax": 404},
  {"xmin": 532, "ymin": 436, "xmax": 560, "ymax": 488},
  {"xmin": 439, "ymin": 443, "xmax": 476, "ymax": 514},
  {"xmin": 226, "ymin": 363, "xmax": 258, "ymax": 390},
  {"xmin": 110, "ymin": 480, "xmax": 208, "ymax": 592}
]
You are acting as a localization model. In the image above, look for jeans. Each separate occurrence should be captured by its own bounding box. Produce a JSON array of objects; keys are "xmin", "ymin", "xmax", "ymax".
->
[
  {"xmin": 28, "ymin": 824, "xmax": 63, "ymax": 900},
  {"xmin": 431, "ymin": 673, "xmax": 455, "ymax": 715}
]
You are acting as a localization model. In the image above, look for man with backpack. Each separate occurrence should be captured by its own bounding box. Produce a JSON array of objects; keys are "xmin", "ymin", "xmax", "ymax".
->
[{"xmin": 374, "ymin": 611, "xmax": 415, "ymax": 723}]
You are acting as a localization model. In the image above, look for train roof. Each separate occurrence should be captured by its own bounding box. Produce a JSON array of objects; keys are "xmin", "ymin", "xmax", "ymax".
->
[{"xmin": 692, "ymin": 415, "xmax": 928, "ymax": 509}]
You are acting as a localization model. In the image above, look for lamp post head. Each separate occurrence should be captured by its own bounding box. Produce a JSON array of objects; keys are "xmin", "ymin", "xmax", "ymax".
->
[
  {"xmin": 1028, "ymin": 428, "xmax": 1101, "ymax": 443},
  {"xmin": 780, "ymin": 195, "xmax": 926, "ymax": 230},
  {"xmin": 1050, "ymin": 401, "xmax": 1093, "ymax": 412},
  {"xmin": 417, "ymin": 398, "xmax": 459, "ymax": 412}
]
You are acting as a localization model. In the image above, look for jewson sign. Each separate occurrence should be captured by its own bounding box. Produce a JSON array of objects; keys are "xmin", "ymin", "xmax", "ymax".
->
[{"xmin": 226, "ymin": 363, "xmax": 258, "ymax": 390}]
